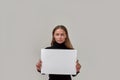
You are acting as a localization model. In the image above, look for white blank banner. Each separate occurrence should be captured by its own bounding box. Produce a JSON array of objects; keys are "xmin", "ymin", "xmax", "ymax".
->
[{"xmin": 41, "ymin": 49, "xmax": 77, "ymax": 75}]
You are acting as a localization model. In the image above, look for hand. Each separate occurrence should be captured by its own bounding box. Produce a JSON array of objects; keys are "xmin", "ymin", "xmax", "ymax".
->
[
  {"xmin": 36, "ymin": 60, "xmax": 42, "ymax": 72},
  {"xmin": 76, "ymin": 60, "xmax": 81, "ymax": 72}
]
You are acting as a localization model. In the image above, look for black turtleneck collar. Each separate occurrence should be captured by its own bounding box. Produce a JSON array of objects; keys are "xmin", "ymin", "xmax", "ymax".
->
[
  {"xmin": 45, "ymin": 42, "xmax": 68, "ymax": 49},
  {"xmin": 53, "ymin": 42, "xmax": 67, "ymax": 49}
]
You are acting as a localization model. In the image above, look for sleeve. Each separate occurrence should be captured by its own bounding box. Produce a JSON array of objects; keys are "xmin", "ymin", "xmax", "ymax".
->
[
  {"xmin": 72, "ymin": 71, "xmax": 80, "ymax": 77},
  {"xmin": 37, "ymin": 69, "xmax": 41, "ymax": 73}
]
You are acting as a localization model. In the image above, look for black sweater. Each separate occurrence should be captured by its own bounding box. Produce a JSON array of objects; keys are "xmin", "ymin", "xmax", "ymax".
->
[{"xmin": 45, "ymin": 42, "xmax": 78, "ymax": 80}]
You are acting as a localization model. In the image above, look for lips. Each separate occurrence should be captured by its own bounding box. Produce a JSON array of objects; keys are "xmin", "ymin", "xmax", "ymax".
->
[{"xmin": 57, "ymin": 40, "xmax": 63, "ymax": 42}]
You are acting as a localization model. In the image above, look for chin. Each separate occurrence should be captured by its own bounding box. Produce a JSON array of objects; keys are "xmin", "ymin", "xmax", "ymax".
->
[{"xmin": 57, "ymin": 41, "xmax": 65, "ymax": 44}]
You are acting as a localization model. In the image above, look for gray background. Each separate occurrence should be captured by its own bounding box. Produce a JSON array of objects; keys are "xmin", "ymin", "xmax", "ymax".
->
[{"xmin": 0, "ymin": 0, "xmax": 120, "ymax": 80}]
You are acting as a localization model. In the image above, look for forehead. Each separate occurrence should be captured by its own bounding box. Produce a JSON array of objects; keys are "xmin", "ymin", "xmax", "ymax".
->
[{"xmin": 54, "ymin": 28, "xmax": 66, "ymax": 33}]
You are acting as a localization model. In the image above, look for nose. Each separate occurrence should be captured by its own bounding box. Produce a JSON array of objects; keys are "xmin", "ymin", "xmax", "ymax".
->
[{"xmin": 58, "ymin": 35, "xmax": 62, "ymax": 38}]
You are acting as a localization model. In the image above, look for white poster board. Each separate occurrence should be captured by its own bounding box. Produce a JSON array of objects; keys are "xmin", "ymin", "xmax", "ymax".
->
[{"xmin": 41, "ymin": 49, "xmax": 77, "ymax": 75}]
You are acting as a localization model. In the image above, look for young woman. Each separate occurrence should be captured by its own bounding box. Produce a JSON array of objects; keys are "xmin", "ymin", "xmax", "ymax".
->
[{"xmin": 36, "ymin": 25, "xmax": 81, "ymax": 80}]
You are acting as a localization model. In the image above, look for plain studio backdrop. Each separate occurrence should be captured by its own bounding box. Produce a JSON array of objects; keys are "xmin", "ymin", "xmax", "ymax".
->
[{"xmin": 0, "ymin": 0, "xmax": 120, "ymax": 80}]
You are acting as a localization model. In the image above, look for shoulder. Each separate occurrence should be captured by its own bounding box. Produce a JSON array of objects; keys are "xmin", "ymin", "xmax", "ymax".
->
[{"xmin": 45, "ymin": 46, "xmax": 53, "ymax": 49}]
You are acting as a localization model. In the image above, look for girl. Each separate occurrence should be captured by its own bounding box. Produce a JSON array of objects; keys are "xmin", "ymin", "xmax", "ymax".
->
[{"xmin": 36, "ymin": 25, "xmax": 81, "ymax": 80}]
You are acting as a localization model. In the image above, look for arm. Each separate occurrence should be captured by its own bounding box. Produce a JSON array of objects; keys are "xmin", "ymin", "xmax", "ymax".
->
[
  {"xmin": 72, "ymin": 60, "xmax": 81, "ymax": 77},
  {"xmin": 36, "ymin": 59, "xmax": 42, "ymax": 73}
]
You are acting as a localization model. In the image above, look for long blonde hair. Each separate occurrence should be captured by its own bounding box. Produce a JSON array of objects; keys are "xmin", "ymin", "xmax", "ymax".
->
[{"xmin": 51, "ymin": 25, "xmax": 74, "ymax": 49}]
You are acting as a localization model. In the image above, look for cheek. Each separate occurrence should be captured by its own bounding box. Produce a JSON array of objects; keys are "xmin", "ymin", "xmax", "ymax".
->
[
  {"xmin": 54, "ymin": 35, "xmax": 59, "ymax": 40},
  {"xmin": 61, "ymin": 35, "xmax": 66, "ymax": 40}
]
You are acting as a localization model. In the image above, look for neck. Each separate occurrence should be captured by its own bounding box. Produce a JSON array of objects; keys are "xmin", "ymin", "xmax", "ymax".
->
[{"xmin": 52, "ymin": 42, "xmax": 67, "ymax": 49}]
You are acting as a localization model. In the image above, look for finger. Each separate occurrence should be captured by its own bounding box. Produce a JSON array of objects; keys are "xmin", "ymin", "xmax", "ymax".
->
[
  {"xmin": 39, "ymin": 60, "xmax": 42, "ymax": 63},
  {"xmin": 36, "ymin": 63, "xmax": 40, "ymax": 67},
  {"xmin": 76, "ymin": 60, "xmax": 79, "ymax": 63}
]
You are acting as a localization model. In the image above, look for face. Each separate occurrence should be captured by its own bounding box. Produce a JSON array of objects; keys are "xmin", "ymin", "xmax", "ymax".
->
[{"xmin": 54, "ymin": 28, "xmax": 67, "ymax": 44}]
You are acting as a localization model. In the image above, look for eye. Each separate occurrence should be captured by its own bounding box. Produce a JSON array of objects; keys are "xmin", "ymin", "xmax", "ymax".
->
[
  {"xmin": 56, "ymin": 33, "xmax": 59, "ymax": 36},
  {"xmin": 61, "ymin": 34, "xmax": 64, "ymax": 36}
]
